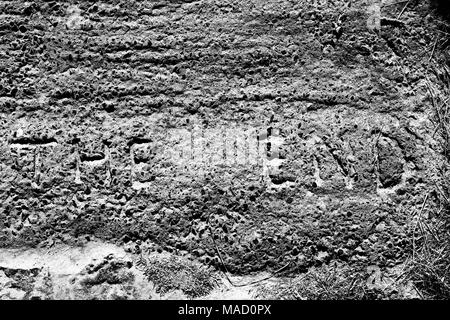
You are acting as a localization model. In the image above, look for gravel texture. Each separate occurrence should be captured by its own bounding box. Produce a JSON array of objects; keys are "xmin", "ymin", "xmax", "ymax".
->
[{"xmin": 0, "ymin": 0, "xmax": 448, "ymax": 298}]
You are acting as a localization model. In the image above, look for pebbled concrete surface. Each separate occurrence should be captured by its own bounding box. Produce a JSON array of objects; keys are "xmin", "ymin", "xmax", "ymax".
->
[{"xmin": 0, "ymin": 0, "xmax": 448, "ymax": 298}]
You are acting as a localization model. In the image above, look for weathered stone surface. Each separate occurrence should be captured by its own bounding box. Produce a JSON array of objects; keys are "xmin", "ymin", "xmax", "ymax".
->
[{"xmin": 0, "ymin": 0, "xmax": 447, "ymax": 284}]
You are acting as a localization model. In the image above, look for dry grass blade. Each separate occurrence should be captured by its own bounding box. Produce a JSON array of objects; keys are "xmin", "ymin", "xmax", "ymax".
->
[{"xmin": 397, "ymin": 0, "xmax": 411, "ymax": 19}]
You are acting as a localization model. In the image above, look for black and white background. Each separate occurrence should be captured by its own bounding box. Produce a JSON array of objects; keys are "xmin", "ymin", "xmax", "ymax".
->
[{"xmin": 0, "ymin": 0, "xmax": 449, "ymax": 304}]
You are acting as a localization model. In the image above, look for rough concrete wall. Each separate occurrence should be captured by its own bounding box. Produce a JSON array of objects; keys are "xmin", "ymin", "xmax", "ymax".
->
[{"xmin": 0, "ymin": 0, "xmax": 444, "ymax": 275}]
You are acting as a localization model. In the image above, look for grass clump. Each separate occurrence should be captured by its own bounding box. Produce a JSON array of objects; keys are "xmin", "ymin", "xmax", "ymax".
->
[
  {"xmin": 136, "ymin": 254, "xmax": 218, "ymax": 298},
  {"xmin": 408, "ymin": 63, "xmax": 450, "ymax": 299},
  {"xmin": 255, "ymin": 262, "xmax": 401, "ymax": 300}
]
